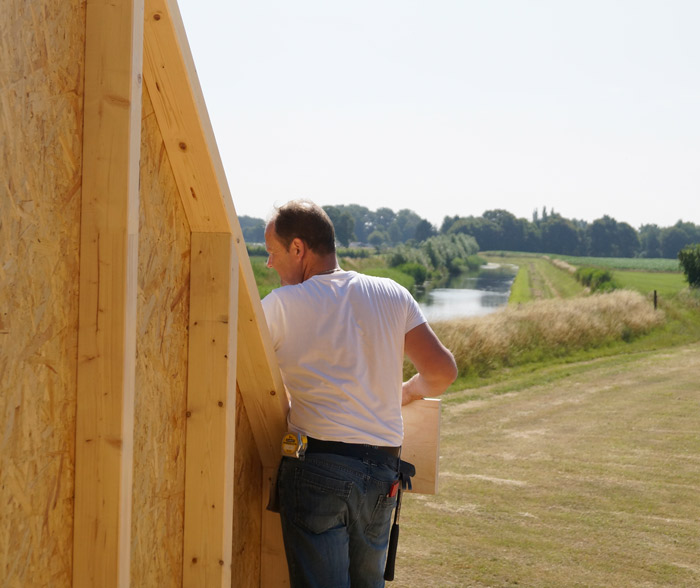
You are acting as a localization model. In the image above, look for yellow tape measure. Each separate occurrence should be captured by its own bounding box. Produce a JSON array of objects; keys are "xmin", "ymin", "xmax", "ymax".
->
[{"xmin": 281, "ymin": 432, "xmax": 308, "ymax": 458}]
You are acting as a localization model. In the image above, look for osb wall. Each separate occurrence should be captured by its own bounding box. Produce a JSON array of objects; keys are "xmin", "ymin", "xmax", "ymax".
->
[
  {"xmin": 130, "ymin": 87, "xmax": 191, "ymax": 586},
  {"xmin": 0, "ymin": 1, "xmax": 85, "ymax": 586},
  {"xmin": 132, "ymin": 87, "xmax": 267, "ymax": 588},
  {"xmin": 1, "ymin": 2, "xmax": 267, "ymax": 586},
  {"xmin": 232, "ymin": 387, "xmax": 263, "ymax": 586}
]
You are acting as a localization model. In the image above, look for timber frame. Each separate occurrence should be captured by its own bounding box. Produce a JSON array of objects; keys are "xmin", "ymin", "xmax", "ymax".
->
[
  {"xmin": 73, "ymin": 0, "xmax": 291, "ymax": 585},
  {"xmin": 2, "ymin": 0, "xmax": 289, "ymax": 585},
  {"xmin": 0, "ymin": 0, "xmax": 440, "ymax": 585}
]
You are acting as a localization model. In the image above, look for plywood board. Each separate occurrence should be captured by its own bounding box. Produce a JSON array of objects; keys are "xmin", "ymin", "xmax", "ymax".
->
[
  {"xmin": 142, "ymin": 0, "xmax": 289, "ymax": 468},
  {"xmin": 232, "ymin": 385, "xmax": 263, "ymax": 588},
  {"xmin": 0, "ymin": 1, "xmax": 85, "ymax": 584},
  {"xmin": 402, "ymin": 398, "xmax": 441, "ymax": 495},
  {"xmin": 129, "ymin": 86, "xmax": 191, "ymax": 586}
]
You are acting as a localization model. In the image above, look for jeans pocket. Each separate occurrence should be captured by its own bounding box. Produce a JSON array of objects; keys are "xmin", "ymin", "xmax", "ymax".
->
[
  {"xmin": 365, "ymin": 493, "xmax": 397, "ymax": 542},
  {"xmin": 293, "ymin": 467, "xmax": 353, "ymax": 535}
]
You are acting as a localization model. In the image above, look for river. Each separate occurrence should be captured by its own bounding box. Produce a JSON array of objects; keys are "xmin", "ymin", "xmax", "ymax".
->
[{"xmin": 418, "ymin": 263, "xmax": 517, "ymax": 322}]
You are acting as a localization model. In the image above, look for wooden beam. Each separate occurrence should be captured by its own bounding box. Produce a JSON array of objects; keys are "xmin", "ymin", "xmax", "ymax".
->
[
  {"xmin": 236, "ymin": 270, "xmax": 289, "ymax": 468},
  {"xmin": 73, "ymin": 0, "xmax": 144, "ymax": 586},
  {"xmin": 142, "ymin": 3, "xmax": 290, "ymax": 583},
  {"xmin": 142, "ymin": 0, "xmax": 229, "ymax": 233},
  {"xmin": 142, "ymin": 0, "xmax": 288, "ymax": 468},
  {"xmin": 184, "ymin": 232, "xmax": 239, "ymax": 587}
]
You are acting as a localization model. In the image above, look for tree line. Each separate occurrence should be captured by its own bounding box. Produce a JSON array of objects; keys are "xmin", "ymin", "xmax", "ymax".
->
[{"xmin": 238, "ymin": 205, "xmax": 700, "ymax": 260}]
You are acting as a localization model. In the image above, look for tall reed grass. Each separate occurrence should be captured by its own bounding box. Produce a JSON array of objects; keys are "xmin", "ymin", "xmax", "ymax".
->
[{"xmin": 430, "ymin": 290, "xmax": 664, "ymax": 377}]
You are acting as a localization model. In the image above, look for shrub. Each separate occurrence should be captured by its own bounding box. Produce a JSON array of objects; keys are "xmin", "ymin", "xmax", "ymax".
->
[
  {"xmin": 397, "ymin": 262, "xmax": 428, "ymax": 286},
  {"xmin": 575, "ymin": 266, "xmax": 617, "ymax": 292},
  {"xmin": 678, "ymin": 243, "xmax": 700, "ymax": 288}
]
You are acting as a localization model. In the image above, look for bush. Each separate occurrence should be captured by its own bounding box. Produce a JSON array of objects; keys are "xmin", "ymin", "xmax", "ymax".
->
[
  {"xmin": 575, "ymin": 266, "xmax": 617, "ymax": 292},
  {"xmin": 397, "ymin": 262, "xmax": 428, "ymax": 286},
  {"xmin": 678, "ymin": 243, "xmax": 700, "ymax": 288}
]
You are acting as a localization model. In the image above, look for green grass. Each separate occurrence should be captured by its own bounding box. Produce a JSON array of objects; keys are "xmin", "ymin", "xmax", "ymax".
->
[
  {"xmin": 484, "ymin": 254, "xmax": 584, "ymax": 301},
  {"xmin": 553, "ymin": 254, "xmax": 681, "ymax": 272},
  {"xmin": 507, "ymin": 264, "xmax": 531, "ymax": 304},
  {"xmin": 615, "ymin": 270, "xmax": 688, "ymax": 297},
  {"xmin": 249, "ymin": 255, "xmax": 279, "ymax": 298}
]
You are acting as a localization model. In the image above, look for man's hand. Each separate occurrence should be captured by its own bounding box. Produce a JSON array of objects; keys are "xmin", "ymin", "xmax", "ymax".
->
[{"xmin": 402, "ymin": 374, "xmax": 426, "ymax": 405}]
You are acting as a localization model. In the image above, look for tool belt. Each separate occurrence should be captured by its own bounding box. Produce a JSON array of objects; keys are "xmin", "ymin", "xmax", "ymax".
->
[
  {"xmin": 269, "ymin": 433, "xmax": 417, "ymax": 514},
  {"xmin": 306, "ymin": 437, "xmax": 398, "ymax": 463},
  {"xmin": 304, "ymin": 437, "xmax": 415, "ymax": 490}
]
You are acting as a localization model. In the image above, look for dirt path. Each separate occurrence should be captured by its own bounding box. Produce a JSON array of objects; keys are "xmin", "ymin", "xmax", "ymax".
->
[{"xmin": 393, "ymin": 342, "xmax": 700, "ymax": 587}]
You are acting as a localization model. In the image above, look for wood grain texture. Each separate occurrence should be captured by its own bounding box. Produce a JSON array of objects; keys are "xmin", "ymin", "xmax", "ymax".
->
[
  {"xmin": 0, "ymin": 1, "xmax": 85, "ymax": 586},
  {"xmin": 73, "ymin": 0, "xmax": 144, "ymax": 585},
  {"xmin": 232, "ymin": 385, "xmax": 263, "ymax": 588},
  {"xmin": 142, "ymin": 0, "xmax": 229, "ymax": 233},
  {"xmin": 129, "ymin": 86, "xmax": 191, "ymax": 587},
  {"xmin": 183, "ymin": 232, "xmax": 238, "ymax": 587},
  {"xmin": 142, "ymin": 0, "xmax": 288, "ymax": 466}
]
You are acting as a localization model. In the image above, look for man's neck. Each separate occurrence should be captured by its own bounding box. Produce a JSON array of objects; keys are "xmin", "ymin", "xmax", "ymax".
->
[{"xmin": 303, "ymin": 255, "xmax": 340, "ymax": 281}]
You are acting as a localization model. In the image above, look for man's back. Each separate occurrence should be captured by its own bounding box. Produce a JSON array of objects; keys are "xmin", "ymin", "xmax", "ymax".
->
[{"xmin": 262, "ymin": 270, "xmax": 425, "ymax": 446}]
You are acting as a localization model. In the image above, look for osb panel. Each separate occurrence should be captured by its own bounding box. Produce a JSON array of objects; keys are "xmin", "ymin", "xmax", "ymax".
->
[
  {"xmin": 130, "ymin": 86, "xmax": 190, "ymax": 587},
  {"xmin": 0, "ymin": 1, "xmax": 85, "ymax": 586},
  {"xmin": 232, "ymin": 385, "xmax": 263, "ymax": 586}
]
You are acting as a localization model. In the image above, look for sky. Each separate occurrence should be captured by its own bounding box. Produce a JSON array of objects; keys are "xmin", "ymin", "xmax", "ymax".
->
[{"xmin": 176, "ymin": 0, "xmax": 700, "ymax": 230}]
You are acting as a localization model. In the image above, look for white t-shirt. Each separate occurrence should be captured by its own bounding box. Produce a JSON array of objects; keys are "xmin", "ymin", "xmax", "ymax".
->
[{"xmin": 262, "ymin": 270, "xmax": 426, "ymax": 446}]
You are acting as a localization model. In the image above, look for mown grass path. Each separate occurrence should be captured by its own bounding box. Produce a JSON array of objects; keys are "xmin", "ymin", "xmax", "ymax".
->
[{"xmin": 394, "ymin": 343, "xmax": 700, "ymax": 587}]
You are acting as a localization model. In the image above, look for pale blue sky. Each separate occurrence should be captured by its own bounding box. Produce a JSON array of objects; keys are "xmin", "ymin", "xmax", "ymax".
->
[{"xmin": 177, "ymin": 0, "xmax": 699, "ymax": 229}]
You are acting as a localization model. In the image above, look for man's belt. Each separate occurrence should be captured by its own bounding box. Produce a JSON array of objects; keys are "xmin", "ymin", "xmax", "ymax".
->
[{"xmin": 305, "ymin": 437, "xmax": 401, "ymax": 467}]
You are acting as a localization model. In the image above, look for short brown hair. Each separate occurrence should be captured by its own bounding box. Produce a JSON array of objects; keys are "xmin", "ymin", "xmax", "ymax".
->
[{"xmin": 270, "ymin": 199, "xmax": 336, "ymax": 255}]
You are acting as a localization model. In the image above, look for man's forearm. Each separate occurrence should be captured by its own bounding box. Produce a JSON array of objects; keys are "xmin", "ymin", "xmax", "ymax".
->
[{"xmin": 402, "ymin": 372, "xmax": 447, "ymax": 405}]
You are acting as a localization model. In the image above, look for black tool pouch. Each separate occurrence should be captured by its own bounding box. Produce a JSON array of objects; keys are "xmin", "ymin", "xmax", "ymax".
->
[{"xmin": 398, "ymin": 459, "xmax": 415, "ymax": 490}]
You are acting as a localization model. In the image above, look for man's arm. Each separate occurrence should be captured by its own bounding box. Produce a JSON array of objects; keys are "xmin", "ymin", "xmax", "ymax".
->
[{"xmin": 402, "ymin": 322, "xmax": 458, "ymax": 405}]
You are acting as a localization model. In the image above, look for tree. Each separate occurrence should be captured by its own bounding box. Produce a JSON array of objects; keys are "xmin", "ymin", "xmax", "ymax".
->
[
  {"xmin": 483, "ymin": 209, "xmax": 525, "ymax": 251},
  {"xmin": 368, "ymin": 229, "xmax": 389, "ymax": 248},
  {"xmin": 587, "ymin": 216, "xmax": 639, "ymax": 257},
  {"xmin": 541, "ymin": 215, "xmax": 582, "ymax": 254},
  {"xmin": 639, "ymin": 224, "xmax": 662, "ymax": 258},
  {"xmin": 414, "ymin": 219, "xmax": 436, "ymax": 242},
  {"xmin": 616, "ymin": 222, "xmax": 640, "ymax": 258},
  {"xmin": 678, "ymin": 244, "xmax": 700, "ymax": 287},
  {"xmin": 239, "ymin": 215, "xmax": 265, "ymax": 243},
  {"xmin": 395, "ymin": 209, "xmax": 423, "ymax": 242},
  {"xmin": 334, "ymin": 212, "xmax": 355, "ymax": 247},
  {"xmin": 588, "ymin": 216, "xmax": 618, "ymax": 257},
  {"xmin": 440, "ymin": 215, "xmax": 460, "ymax": 234},
  {"xmin": 660, "ymin": 226, "xmax": 691, "ymax": 259}
]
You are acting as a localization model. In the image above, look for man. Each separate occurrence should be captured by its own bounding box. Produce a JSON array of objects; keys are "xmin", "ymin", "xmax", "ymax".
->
[{"xmin": 262, "ymin": 199, "xmax": 457, "ymax": 587}]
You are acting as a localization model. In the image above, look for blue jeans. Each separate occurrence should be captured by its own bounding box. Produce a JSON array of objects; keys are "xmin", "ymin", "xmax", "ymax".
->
[{"xmin": 277, "ymin": 452, "xmax": 400, "ymax": 588}]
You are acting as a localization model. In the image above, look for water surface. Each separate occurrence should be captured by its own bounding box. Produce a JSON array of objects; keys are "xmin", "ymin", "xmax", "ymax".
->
[{"xmin": 419, "ymin": 264, "xmax": 517, "ymax": 322}]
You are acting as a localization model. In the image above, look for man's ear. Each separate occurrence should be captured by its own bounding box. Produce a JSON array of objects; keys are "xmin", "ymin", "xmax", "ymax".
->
[{"xmin": 290, "ymin": 237, "xmax": 306, "ymax": 259}]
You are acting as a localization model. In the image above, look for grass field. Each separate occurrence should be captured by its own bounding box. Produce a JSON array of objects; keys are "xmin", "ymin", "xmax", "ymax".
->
[
  {"xmin": 393, "ymin": 342, "xmax": 700, "ymax": 587},
  {"xmin": 552, "ymin": 255, "xmax": 681, "ymax": 273},
  {"xmin": 614, "ymin": 270, "xmax": 688, "ymax": 298},
  {"xmin": 484, "ymin": 252, "xmax": 688, "ymax": 303},
  {"xmin": 483, "ymin": 254, "xmax": 584, "ymax": 302}
]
